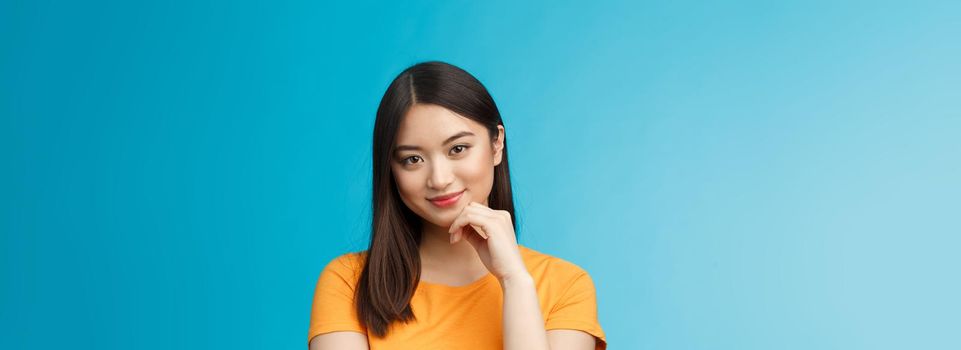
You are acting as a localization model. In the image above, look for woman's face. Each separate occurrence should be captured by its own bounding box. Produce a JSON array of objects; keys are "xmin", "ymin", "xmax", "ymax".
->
[{"xmin": 391, "ymin": 103, "xmax": 505, "ymax": 229}]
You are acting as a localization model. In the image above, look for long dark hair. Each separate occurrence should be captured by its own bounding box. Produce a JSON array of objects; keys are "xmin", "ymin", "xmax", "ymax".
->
[{"xmin": 355, "ymin": 61, "xmax": 516, "ymax": 337}]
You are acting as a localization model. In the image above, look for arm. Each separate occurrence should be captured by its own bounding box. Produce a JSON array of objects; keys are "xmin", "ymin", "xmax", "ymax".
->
[
  {"xmin": 501, "ymin": 273, "xmax": 550, "ymax": 350},
  {"xmin": 308, "ymin": 331, "xmax": 369, "ymax": 350},
  {"xmin": 308, "ymin": 254, "xmax": 370, "ymax": 350},
  {"xmin": 501, "ymin": 274, "xmax": 598, "ymax": 350},
  {"xmin": 449, "ymin": 203, "xmax": 600, "ymax": 350},
  {"xmin": 546, "ymin": 330, "xmax": 598, "ymax": 350}
]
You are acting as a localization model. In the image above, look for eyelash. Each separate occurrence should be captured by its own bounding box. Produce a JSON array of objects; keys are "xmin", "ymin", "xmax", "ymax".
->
[{"xmin": 400, "ymin": 145, "xmax": 471, "ymax": 166}]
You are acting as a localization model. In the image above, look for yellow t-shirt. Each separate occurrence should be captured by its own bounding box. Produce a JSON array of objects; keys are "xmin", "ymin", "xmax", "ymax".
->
[{"xmin": 308, "ymin": 245, "xmax": 607, "ymax": 350}]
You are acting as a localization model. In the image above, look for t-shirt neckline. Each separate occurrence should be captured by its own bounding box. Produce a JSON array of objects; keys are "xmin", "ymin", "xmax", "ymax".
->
[{"xmin": 418, "ymin": 272, "xmax": 496, "ymax": 291}]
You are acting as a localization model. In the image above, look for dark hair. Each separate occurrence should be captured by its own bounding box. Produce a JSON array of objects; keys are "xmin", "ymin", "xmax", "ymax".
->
[{"xmin": 355, "ymin": 61, "xmax": 516, "ymax": 337}]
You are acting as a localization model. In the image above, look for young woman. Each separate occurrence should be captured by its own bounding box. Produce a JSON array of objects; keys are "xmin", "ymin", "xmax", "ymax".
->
[{"xmin": 308, "ymin": 62, "xmax": 606, "ymax": 350}]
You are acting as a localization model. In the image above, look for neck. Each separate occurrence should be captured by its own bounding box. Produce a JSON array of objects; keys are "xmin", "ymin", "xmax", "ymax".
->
[{"xmin": 418, "ymin": 220, "xmax": 486, "ymax": 272}]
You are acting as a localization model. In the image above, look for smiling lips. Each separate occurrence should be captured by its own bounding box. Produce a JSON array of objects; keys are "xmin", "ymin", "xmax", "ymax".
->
[{"xmin": 428, "ymin": 190, "xmax": 465, "ymax": 208}]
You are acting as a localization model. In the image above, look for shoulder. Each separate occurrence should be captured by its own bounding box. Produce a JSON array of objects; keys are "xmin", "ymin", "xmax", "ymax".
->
[
  {"xmin": 325, "ymin": 250, "xmax": 367, "ymax": 270},
  {"xmin": 318, "ymin": 250, "xmax": 368, "ymax": 287},
  {"xmin": 518, "ymin": 245, "xmax": 591, "ymax": 284}
]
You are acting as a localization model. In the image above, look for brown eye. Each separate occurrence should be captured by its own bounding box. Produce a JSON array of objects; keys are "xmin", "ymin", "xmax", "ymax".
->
[
  {"xmin": 402, "ymin": 156, "xmax": 422, "ymax": 165},
  {"xmin": 450, "ymin": 145, "xmax": 469, "ymax": 155}
]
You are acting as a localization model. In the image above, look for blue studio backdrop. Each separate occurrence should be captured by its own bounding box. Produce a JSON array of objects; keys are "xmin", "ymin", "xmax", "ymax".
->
[{"xmin": 2, "ymin": 0, "xmax": 959, "ymax": 349}]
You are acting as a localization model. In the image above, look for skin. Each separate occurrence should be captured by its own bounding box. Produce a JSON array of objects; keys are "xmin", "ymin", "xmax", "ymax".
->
[{"xmin": 310, "ymin": 104, "xmax": 596, "ymax": 350}]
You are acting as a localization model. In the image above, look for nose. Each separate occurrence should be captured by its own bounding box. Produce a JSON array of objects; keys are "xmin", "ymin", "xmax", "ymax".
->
[{"xmin": 426, "ymin": 158, "xmax": 454, "ymax": 190}]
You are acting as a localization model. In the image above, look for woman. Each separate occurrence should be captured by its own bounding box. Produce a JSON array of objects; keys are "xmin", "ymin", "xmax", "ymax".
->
[{"xmin": 308, "ymin": 61, "xmax": 606, "ymax": 350}]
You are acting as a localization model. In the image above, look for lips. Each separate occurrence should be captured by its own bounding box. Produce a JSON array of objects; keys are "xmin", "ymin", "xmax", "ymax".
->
[
  {"xmin": 428, "ymin": 190, "xmax": 465, "ymax": 207},
  {"xmin": 428, "ymin": 190, "xmax": 464, "ymax": 201}
]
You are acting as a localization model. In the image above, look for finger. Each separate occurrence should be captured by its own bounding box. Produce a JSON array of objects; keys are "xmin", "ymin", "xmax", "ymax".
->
[
  {"xmin": 449, "ymin": 209, "xmax": 492, "ymax": 240},
  {"xmin": 464, "ymin": 228, "xmax": 486, "ymax": 249},
  {"xmin": 463, "ymin": 207, "xmax": 498, "ymax": 239},
  {"xmin": 467, "ymin": 202, "xmax": 509, "ymax": 225},
  {"xmin": 469, "ymin": 214, "xmax": 491, "ymax": 239},
  {"xmin": 469, "ymin": 201, "xmax": 496, "ymax": 213},
  {"xmin": 448, "ymin": 208, "xmax": 470, "ymax": 235},
  {"xmin": 449, "ymin": 212, "xmax": 468, "ymax": 237},
  {"xmin": 468, "ymin": 223, "xmax": 489, "ymax": 240},
  {"xmin": 448, "ymin": 203, "xmax": 482, "ymax": 234}
]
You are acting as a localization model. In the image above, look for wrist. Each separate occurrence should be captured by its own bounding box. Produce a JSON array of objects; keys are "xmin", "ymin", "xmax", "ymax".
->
[{"xmin": 498, "ymin": 271, "xmax": 533, "ymax": 287}]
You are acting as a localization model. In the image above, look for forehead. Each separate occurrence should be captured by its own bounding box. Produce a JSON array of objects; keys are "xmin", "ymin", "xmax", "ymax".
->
[{"xmin": 395, "ymin": 104, "xmax": 486, "ymax": 144}]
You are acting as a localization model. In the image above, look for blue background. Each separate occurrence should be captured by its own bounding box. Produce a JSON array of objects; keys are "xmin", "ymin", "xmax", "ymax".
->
[{"xmin": 3, "ymin": 0, "xmax": 959, "ymax": 349}]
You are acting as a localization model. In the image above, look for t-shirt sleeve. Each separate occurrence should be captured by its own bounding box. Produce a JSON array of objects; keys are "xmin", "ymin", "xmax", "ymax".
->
[
  {"xmin": 307, "ymin": 254, "xmax": 367, "ymax": 344},
  {"xmin": 545, "ymin": 269, "xmax": 607, "ymax": 350}
]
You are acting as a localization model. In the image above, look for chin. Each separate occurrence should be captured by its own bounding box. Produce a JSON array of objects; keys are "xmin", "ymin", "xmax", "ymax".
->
[{"xmin": 423, "ymin": 215, "xmax": 454, "ymax": 229}]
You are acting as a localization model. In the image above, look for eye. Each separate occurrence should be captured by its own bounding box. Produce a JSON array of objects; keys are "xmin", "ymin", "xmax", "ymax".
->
[
  {"xmin": 401, "ymin": 155, "xmax": 423, "ymax": 165},
  {"xmin": 450, "ymin": 144, "xmax": 470, "ymax": 155}
]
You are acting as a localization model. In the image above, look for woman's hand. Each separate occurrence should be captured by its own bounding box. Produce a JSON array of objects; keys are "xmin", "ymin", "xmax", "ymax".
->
[{"xmin": 448, "ymin": 202, "xmax": 529, "ymax": 282}]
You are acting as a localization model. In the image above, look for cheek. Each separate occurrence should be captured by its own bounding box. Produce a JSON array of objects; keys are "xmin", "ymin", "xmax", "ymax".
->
[
  {"xmin": 459, "ymin": 153, "xmax": 496, "ymax": 201},
  {"xmin": 393, "ymin": 172, "xmax": 410, "ymax": 193},
  {"xmin": 391, "ymin": 168, "xmax": 422, "ymax": 201}
]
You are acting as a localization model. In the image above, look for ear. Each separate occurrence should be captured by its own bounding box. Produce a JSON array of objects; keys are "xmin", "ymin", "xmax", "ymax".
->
[{"xmin": 492, "ymin": 125, "xmax": 505, "ymax": 166}]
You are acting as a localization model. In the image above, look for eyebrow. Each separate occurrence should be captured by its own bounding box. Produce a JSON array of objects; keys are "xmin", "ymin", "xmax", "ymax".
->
[{"xmin": 394, "ymin": 131, "xmax": 476, "ymax": 154}]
